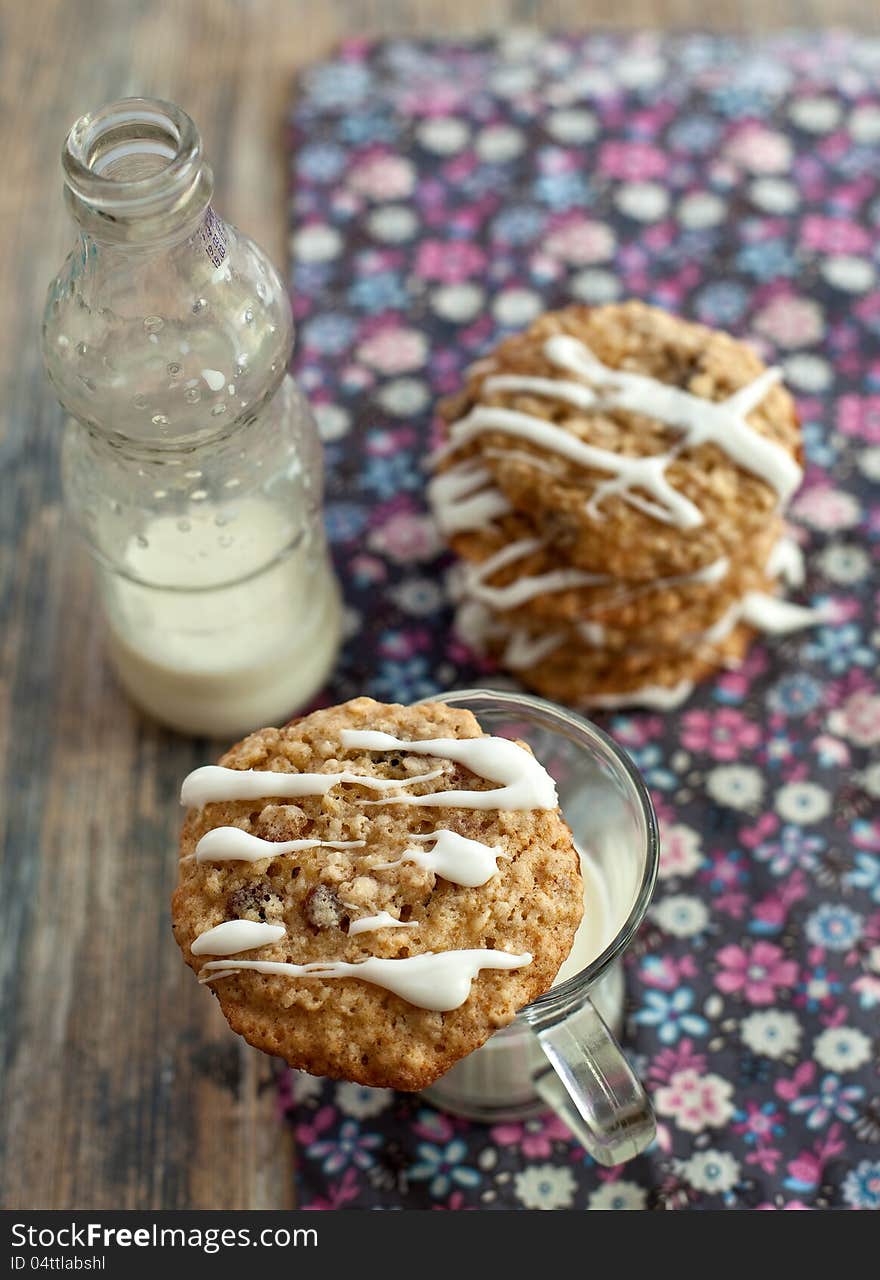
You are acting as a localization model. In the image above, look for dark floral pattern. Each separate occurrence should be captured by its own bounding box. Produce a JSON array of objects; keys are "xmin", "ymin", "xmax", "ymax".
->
[{"xmin": 283, "ymin": 30, "xmax": 880, "ymax": 1209}]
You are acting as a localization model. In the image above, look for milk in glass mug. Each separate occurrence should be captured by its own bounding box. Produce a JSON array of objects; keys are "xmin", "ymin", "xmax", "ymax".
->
[{"xmin": 419, "ymin": 690, "xmax": 659, "ymax": 1166}]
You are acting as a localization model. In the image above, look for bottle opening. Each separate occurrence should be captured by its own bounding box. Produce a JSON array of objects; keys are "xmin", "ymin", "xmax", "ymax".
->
[{"xmin": 62, "ymin": 97, "xmax": 212, "ymax": 236}]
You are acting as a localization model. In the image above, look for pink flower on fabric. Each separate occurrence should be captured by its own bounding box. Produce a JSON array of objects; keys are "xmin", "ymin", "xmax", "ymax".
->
[
  {"xmin": 415, "ymin": 239, "xmax": 487, "ymax": 282},
  {"xmin": 367, "ymin": 512, "xmax": 440, "ymax": 563},
  {"xmin": 348, "ymin": 153, "xmax": 415, "ymax": 199},
  {"xmin": 790, "ymin": 485, "xmax": 861, "ymax": 530},
  {"xmin": 489, "ymin": 1113, "xmax": 572, "ymax": 1157},
  {"xmin": 836, "ymin": 394, "xmax": 880, "ymax": 443},
  {"xmin": 800, "ymin": 215, "xmax": 872, "ymax": 255},
  {"xmin": 715, "ymin": 941, "xmax": 798, "ymax": 1004},
  {"xmin": 724, "ymin": 124, "xmax": 792, "ymax": 173},
  {"xmin": 828, "ymin": 690, "xmax": 880, "ymax": 747},
  {"xmin": 753, "ymin": 294, "xmax": 825, "ymax": 347},
  {"xmin": 356, "ymin": 326, "xmax": 427, "ymax": 373},
  {"xmin": 544, "ymin": 217, "xmax": 615, "ymax": 263},
  {"xmin": 598, "ymin": 140, "xmax": 668, "ymax": 180},
  {"xmin": 654, "ymin": 1069, "xmax": 734, "ymax": 1133},
  {"xmin": 681, "ymin": 708, "xmax": 762, "ymax": 761}
]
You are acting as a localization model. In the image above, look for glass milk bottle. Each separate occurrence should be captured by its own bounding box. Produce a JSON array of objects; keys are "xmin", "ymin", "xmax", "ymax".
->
[{"xmin": 42, "ymin": 98, "xmax": 341, "ymax": 737}]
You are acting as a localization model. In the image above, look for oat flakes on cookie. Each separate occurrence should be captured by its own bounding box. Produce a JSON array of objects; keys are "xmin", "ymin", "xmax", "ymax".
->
[
  {"xmin": 172, "ymin": 697, "xmax": 583, "ymax": 1090},
  {"xmin": 429, "ymin": 301, "xmax": 820, "ymax": 710}
]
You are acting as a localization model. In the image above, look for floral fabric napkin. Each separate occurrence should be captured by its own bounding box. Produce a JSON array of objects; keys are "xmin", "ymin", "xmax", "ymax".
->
[{"xmin": 284, "ymin": 30, "xmax": 880, "ymax": 1210}]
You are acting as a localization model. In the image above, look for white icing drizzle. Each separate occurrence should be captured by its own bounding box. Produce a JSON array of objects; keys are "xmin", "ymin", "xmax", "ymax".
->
[
  {"xmin": 461, "ymin": 537, "xmax": 608, "ymax": 610},
  {"xmin": 766, "ymin": 534, "xmax": 805, "ymax": 588},
  {"xmin": 195, "ymin": 827, "xmax": 367, "ymax": 863},
  {"xmin": 427, "ymin": 462, "xmax": 511, "ymax": 535},
  {"xmin": 199, "ymin": 949, "xmax": 533, "ymax": 1011},
  {"xmin": 347, "ymin": 911, "xmax": 418, "ymax": 937},
  {"xmin": 180, "ymin": 763, "xmax": 446, "ymax": 809},
  {"xmin": 587, "ymin": 682, "xmax": 696, "ymax": 710},
  {"xmin": 191, "ymin": 920, "xmax": 286, "ymax": 956},
  {"xmin": 376, "ymin": 829, "xmax": 507, "ymax": 888},
  {"xmin": 339, "ymin": 729, "xmax": 558, "ymax": 811},
  {"xmin": 439, "ymin": 335, "xmax": 801, "ymax": 531},
  {"xmin": 741, "ymin": 592, "xmax": 823, "ymax": 634},
  {"xmin": 544, "ymin": 334, "xmax": 801, "ymax": 504},
  {"xmin": 503, "ymin": 627, "xmax": 568, "ymax": 669}
]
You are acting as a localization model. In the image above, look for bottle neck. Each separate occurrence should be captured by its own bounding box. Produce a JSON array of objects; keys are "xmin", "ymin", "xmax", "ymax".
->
[{"xmin": 62, "ymin": 98, "xmax": 214, "ymax": 246}]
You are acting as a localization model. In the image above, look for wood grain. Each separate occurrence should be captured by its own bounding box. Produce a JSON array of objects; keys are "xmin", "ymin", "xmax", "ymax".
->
[{"xmin": 1, "ymin": 0, "xmax": 877, "ymax": 1212}]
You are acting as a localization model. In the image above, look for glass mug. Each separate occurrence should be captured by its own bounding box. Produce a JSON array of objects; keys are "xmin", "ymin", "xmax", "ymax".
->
[{"xmin": 418, "ymin": 690, "xmax": 659, "ymax": 1166}]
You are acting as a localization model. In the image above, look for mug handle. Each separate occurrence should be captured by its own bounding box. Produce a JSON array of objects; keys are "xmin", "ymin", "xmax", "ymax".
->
[{"xmin": 523, "ymin": 996, "xmax": 656, "ymax": 1166}]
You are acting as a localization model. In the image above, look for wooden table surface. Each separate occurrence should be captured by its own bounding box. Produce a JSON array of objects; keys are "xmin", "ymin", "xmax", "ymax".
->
[{"xmin": 2, "ymin": 0, "xmax": 878, "ymax": 1212}]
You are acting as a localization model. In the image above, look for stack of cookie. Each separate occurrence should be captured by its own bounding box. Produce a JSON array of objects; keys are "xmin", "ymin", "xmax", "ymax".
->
[{"xmin": 428, "ymin": 302, "xmax": 818, "ymax": 710}]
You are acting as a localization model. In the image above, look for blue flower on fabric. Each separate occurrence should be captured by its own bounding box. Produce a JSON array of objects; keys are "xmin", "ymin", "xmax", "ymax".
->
[
  {"xmin": 533, "ymin": 171, "xmax": 592, "ymax": 209},
  {"xmin": 373, "ymin": 657, "xmax": 438, "ymax": 704},
  {"xmin": 410, "ymin": 1140, "xmax": 481, "ymax": 1197},
  {"xmin": 625, "ymin": 744, "xmax": 677, "ymax": 790},
  {"xmin": 491, "ymin": 205, "xmax": 545, "ymax": 244},
  {"xmin": 843, "ymin": 1161, "xmax": 880, "ymax": 1210},
  {"xmin": 667, "ymin": 115, "xmax": 721, "ymax": 152},
  {"xmin": 362, "ymin": 452, "xmax": 421, "ymax": 499},
  {"xmin": 297, "ymin": 143, "xmax": 347, "ymax": 183},
  {"xmin": 805, "ymin": 624, "xmax": 875, "ymax": 674},
  {"xmin": 348, "ymin": 271, "xmax": 410, "ymax": 312},
  {"xmin": 736, "ymin": 240, "xmax": 796, "ymax": 280},
  {"xmin": 802, "ymin": 419, "xmax": 839, "ymax": 469},
  {"xmin": 710, "ymin": 85, "xmax": 774, "ymax": 117},
  {"xmin": 305, "ymin": 61, "xmax": 373, "ymax": 109},
  {"xmin": 846, "ymin": 851, "xmax": 880, "ymax": 903},
  {"xmin": 694, "ymin": 282, "xmax": 749, "ymax": 325},
  {"xmin": 325, "ymin": 502, "xmax": 369, "ymax": 543},
  {"xmin": 755, "ymin": 825, "xmax": 825, "ymax": 877},
  {"xmin": 339, "ymin": 110, "xmax": 399, "ymax": 145},
  {"xmin": 309, "ymin": 1119, "xmax": 382, "ymax": 1174},
  {"xmin": 767, "ymin": 673, "xmax": 823, "ymax": 717},
  {"xmin": 789, "ymin": 1074, "xmax": 865, "ymax": 1130},
  {"xmin": 634, "ymin": 988, "xmax": 709, "ymax": 1044},
  {"xmin": 301, "ymin": 313, "xmax": 357, "ymax": 355},
  {"xmin": 805, "ymin": 903, "xmax": 864, "ymax": 952}
]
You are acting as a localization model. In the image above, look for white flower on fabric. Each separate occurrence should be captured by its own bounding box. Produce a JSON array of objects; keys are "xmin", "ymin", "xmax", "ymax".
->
[
  {"xmin": 569, "ymin": 268, "xmax": 621, "ymax": 303},
  {"xmin": 678, "ymin": 191, "xmax": 726, "ymax": 228},
  {"xmin": 775, "ymin": 781, "xmax": 831, "ymax": 825},
  {"xmin": 653, "ymin": 895, "xmax": 710, "ymax": 939},
  {"xmin": 290, "ymin": 1070, "xmax": 323, "ymax": 1102},
  {"xmin": 821, "ymin": 256, "xmax": 876, "ymax": 293},
  {"xmin": 391, "ymin": 577, "xmax": 445, "ymax": 617},
  {"xmin": 615, "ymin": 182, "xmax": 669, "ymax": 222},
  {"xmin": 492, "ymin": 288, "xmax": 543, "ymax": 327},
  {"xmin": 748, "ymin": 177, "xmax": 799, "ymax": 214},
  {"xmin": 682, "ymin": 1150, "xmax": 741, "ymax": 1194},
  {"xmin": 546, "ymin": 108, "xmax": 598, "ymax": 143},
  {"xmin": 858, "ymin": 447, "xmax": 880, "ymax": 482},
  {"xmin": 658, "ymin": 823, "xmax": 703, "ymax": 880},
  {"xmin": 588, "ymin": 1180, "xmax": 648, "ymax": 1210},
  {"xmin": 615, "ymin": 55, "xmax": 666, "ymax": 88},
  {"xmin": 789, "ymin": 96, "xmax": 842, "ymax": 132},
  {"xmin": 430, "ymin": 283, "xmax": 485, "ymax": 323},
  {"xmin": 378, "ymin": 377, "xmax": 429, "ymax": 416},
  {"xmin": 335, "ymin": 1081, "xmax": 393, "ymax": 1118},
  {"xmin": 741, "ymin": 1010, "xmax": 802, "ymax": 1059},
  {"xmin": 416, "ymin": 117, "xmax": 470, "ymax": 155},
  {"xmin": 476, "ymin": 124, "xmax": 526, "ymax": 162},
  {"xmin": 367, "ymin": 205, "xmax": 419, "ymax": 243},
  {"xmin": 849, "ymin": 104, "xmax": 880, "ymax": 142},
  {"xmin": 292, "ymin": 224, "xmax": 342, "ymax": 263},
  {"xmin": 859, "ymin": 762, "xmax": 880, "ymax": 798},
  {"xmin": 514, "ymin": 1164, "xmax": 576, "ymax": 1210},
  {"xmin": 783, "ymin": 354, "xmax": 832, "ymax": 392},
  {"xmin": 313, "ymin": 404, "xmax": 350, "ymax": 442},
  {"xmin": 816, "ymin": 543, "xmax": 871, "ymax": 585},
  {"xmin": 706, "ymin": 765, "xmax": 764, "ymax": 811},
  {"xmin": 489, "ymin": 65, "xmax": 539, "ymax": 98},
  {"xmin": 813, "ymin": 1026, "xmax": 872, "ymax": 1074}
]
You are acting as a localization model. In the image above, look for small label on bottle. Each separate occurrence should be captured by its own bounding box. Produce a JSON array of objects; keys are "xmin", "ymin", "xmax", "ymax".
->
[{"xmin": 200, "ymin": 207, "xmax": 227, "ymax": 268}]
